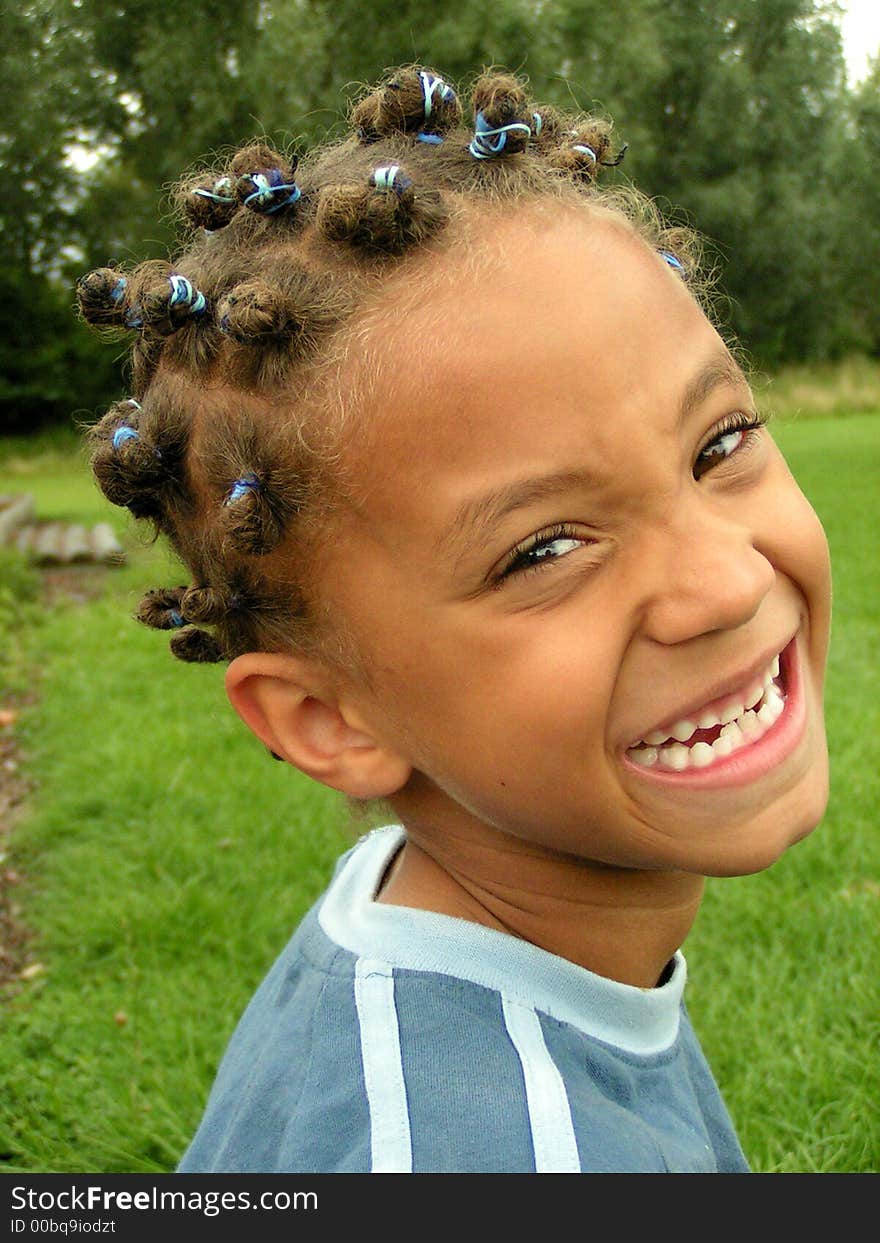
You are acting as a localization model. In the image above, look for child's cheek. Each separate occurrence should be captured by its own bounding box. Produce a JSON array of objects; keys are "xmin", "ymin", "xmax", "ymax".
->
[{"xmin": 765, "ymin": 453, "xmax": 832, "ymax": 683}]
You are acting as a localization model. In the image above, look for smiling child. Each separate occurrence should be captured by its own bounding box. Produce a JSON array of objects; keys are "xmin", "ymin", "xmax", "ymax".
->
[{"xmin": 76, "ymin": 66, "xmax": 831, "ymax": 1173}]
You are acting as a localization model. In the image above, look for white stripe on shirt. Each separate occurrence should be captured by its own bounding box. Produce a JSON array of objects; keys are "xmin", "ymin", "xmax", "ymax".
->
[
  {"xmin": 354, "ymin": 957, "xmax": 413, "ymax": 1173},
  {"xmin": 502, "ymin": 997, "xmax": 581, "ymax": 1173}
]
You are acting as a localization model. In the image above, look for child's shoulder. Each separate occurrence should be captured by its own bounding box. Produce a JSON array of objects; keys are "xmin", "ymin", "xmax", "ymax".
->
[{"xmin": 178, "ymin": 827, "xmax": 748, "ymax": 1173}]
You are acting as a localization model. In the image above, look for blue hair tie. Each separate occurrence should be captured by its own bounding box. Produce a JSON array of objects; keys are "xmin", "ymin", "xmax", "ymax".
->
[
  {"xmin": 371, "ymin": 165, "xmax": 413, "ymax": 195},
  {"xmin": 469, "ymin": 111, "xmax": 532, "ymax": 160},
  {"xmin": 110, "ymin": 277, "xmax": 127, "ymax": 304},
  {"xmin": 243, "ymin": 169, "xmax": 301, "ymax": 214},
  {"xmin": 168, "ymin": 275, "xmax": 207, "ymax": 316},
  {"xmin": 659, "ymin": 250, "xmax": 686, "ymax": 275},
  {"xmin": 419, "ymin": 71, "xmax": 455, "ymax": 122},
  {"xmin": 417, "ymin": 132, "xmax": 444, "ymax": 145},
  {"xmin": 572, "ymin": 144, "xmax": 597, "ymax": 164},
  {"xmin": 225, "ymin": 473, "xmax": 261, "ymax": 505},
  {"xmin": 112, "ymin": 425, "xmax": 139, "ymax": 451},
  {"xmin": 194, "ymin": 176, "xmax": 234, "ymax": 205},
  {"xmin": 168, "ymin": 609, "xmax": 185, "ymax": 628},
  {"xmin": 532, "ymin": 112, "xmax": 543, "ymax": 136}
]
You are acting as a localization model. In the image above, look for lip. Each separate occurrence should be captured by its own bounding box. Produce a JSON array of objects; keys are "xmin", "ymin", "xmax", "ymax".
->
[
  {"xmin": 626, "ymin": 631, "xmax": 797, "ymax": 747},
  {"xmin": 620, "ymin": 633, "xmax": 806, "ymax": 790}
]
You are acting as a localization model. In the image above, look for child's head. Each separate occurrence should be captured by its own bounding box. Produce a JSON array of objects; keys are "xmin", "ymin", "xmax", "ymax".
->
[{"xmin": 77, "ymin": 66, "xmax": 831, "ymax": 881}]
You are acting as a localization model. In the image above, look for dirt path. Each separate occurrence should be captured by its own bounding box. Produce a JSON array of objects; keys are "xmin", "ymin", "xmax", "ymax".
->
[
  {"xmin": 1, "ymin": 565, "xmax": 115, "ymax": 993},
  {"xmin": 0, "ymin": 693, "xmax": 34, "ymax": 992}
]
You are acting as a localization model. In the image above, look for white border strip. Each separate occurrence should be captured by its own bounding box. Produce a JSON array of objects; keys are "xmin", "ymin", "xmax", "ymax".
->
[
  {"xmin": 354, "ymin": 957, "xmax": 413, "ymax": 1173},
  {"xmin": 502, "ymin": 998, "xmax": 581, "ymax": 1173}
]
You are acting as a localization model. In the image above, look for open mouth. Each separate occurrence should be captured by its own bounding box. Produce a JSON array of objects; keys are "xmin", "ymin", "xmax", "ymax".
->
[{"xmin": 625, "ymin": 643, "xmax": 792, "ymax": 775}]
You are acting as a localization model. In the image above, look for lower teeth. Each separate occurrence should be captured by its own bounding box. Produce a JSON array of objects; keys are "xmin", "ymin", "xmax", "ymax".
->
[{"xmin": 628, "ymin": 680, "xmax": 785, "ymax": 771}]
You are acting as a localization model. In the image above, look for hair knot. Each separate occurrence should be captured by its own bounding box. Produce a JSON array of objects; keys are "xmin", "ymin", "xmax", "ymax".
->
[
  {"xmin": 180, "ymin": 584, "xmax": 236, "ymax": 625},
  {"xmin": 121, "ymin": 267, "xmax": 210, "ymax": 336},
  {"xmin": 178, "ymin": 173, "xmax": 238, "ymax": 231},
  {"xmin": 169, "ymin": 627, "xmax": 225, "ymax": 664},
  {"xmin": 469, "ymin": 111, "xmax": 532, "ymax": 160},
  {"xmin": 194, "ymin": 175, "xmax": 234, "ymax": 206},
  {"xmin": 371, "ymin": 165, "xmax": 413, "ymax": 195},
  {"xmin": 76, "ymin": 268, "xmax": 129, "ymax": 328},
  {"xmin": 417, "ymin": 71, "xmax": 458, "ymax": 141},
  {"xmin": 352, "ymin": 66, "xmax": 461, "ymax": 143},
  {"xmin": 237, "ymin": 168, "xmax": 301, "ymax": 215},
  {"xmin": 136, "ymin": 586, "xmax": 188, "ymax": 630}
]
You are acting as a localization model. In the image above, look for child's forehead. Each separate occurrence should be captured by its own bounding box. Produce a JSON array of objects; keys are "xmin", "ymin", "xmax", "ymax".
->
[
  {"xmin": 342, "ymin": 204, "xmax": 714, "ymax": 466},
  {"xmin": 368, "ymin": 198, "xmax": 640, "ymax": 323}
]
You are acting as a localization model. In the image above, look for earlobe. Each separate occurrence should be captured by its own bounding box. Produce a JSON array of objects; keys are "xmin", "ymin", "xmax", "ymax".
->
[{"xmin": 225, "ymin": 652, "xmax": 411, "ymax": 799}]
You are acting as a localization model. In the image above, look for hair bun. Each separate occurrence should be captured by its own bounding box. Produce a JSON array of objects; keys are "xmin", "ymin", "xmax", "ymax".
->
[
  {"xmin": 176, "ymin": 172, "xmax": 238, "ymax": 231},
  {"xmin": 351, "ymin": 66, "xmax": 461, "ymax": 142},
  {"xmin": 316, "ymin": 168, "xmax": 446, "ymax": 256},
  {"xmin": 169, "ymin": 626, "xmax": 224, "ymax": 663},
  {"xmin": 136, "ymin": 586, "xmax": 187, "ymax": 630},
  {"xmin": 76, "ymin": 267, "xmax": 129, "ymax": 328},
  {"xmin": 469, "ymin": 72, "xmax": 533, "ymax": 159},
  {"xmin": 217, "ymin": 279, "xmax": 301, "ymax": 345},
  {"xmin": 231, "ymin": 144, "xmax": 301, "ymax": 215}
]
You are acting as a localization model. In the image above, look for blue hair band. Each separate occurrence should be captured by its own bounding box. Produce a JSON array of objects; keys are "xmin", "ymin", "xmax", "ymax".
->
[
  {"xmin": 168, "ymin": 275, "xmax": 207, "ymax": 316},
  {"xmin": 573, "ymin": 144, "xmax": 597, "ymax": 164},
  {"xmin": 194, "ymin": 176, "xmax": 234, "ymax": 205},
  {"xmin": 243, "ymin": 170, "xmax": 301, "ymax": 214},
  {"xmin": 225, "ymin": 474, "xmax": 261, "ymax": 505},
  {"xmin": 659, "ymin": 251, "xmax": 686, "ymax": 274},
  {"xmin": 419, "ymin": 71, "xmax": 455, "ymax": 122},
  {"xmin": 532, "ymin": 112, "xmax": 543, "ymax": 136},
  {"xmin": 112, "ymin": 425, "xmax": 139, "ymax": 451},
  {"xmin": 417, "ymin": 132, "xmax": 444, "ymax": 145},
  {"xmin": 372, "ymin": 165, "xmax": 413, "ymax": 195},
  {"xmin": 168, "ymin": 609, "xmax": 185, "ymax": 629},
  {"xmin": 469, "ymin": 111, "xmax": 532, "ymax": 160},
  {"xmin": 110, "ymin": 277, "xmax": 127, "ymax": 304}
]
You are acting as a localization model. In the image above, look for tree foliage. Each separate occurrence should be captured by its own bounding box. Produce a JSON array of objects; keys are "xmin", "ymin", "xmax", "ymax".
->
[{"xmin": 1, "ymin": 0, "xmax": 877, "ymax": 431}]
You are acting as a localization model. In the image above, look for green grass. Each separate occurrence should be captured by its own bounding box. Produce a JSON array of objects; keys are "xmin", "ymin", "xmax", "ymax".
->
[
  {"xmin": 753, "ymin": 354, "xmax": 880, "ymax": 422},
  {"xmin": 0, "ymin": 408, "xmax": 877, "ymax": 1173},
  {"xmin": 686, "ymin": 412, "xmax": 880, "ymax": 1173}
]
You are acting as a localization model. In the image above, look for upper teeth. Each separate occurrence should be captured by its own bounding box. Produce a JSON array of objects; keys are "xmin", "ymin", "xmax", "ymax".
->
[{"xmin": 627, "ymin": 653, "xmax": 784, "ymax": 772}]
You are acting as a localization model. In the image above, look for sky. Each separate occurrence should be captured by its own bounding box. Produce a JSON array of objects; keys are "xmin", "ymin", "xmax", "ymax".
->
[{"xmin": 840, "ymin": 0, "xmax": 880, "ymax": 84}]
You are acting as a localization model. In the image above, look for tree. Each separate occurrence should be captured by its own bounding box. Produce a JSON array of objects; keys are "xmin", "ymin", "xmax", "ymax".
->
[
  {"xmin": 1, "ymin": 0, "xmax": 872, "ymax": 434},
  {"xmin": 628, "ymin": 0, "xmax": 853, "ymax": 363}
]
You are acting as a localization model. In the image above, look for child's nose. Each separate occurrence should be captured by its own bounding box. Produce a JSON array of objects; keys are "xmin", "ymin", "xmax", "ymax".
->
[{"xmin": 639, "ymin": 505, "xmax": 776, "ymax": 646}]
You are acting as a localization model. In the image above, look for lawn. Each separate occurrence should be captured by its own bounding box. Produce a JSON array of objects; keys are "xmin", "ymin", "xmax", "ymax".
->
[{"xmin": 0, "ymin": 410, "xmax": 877, "ymax": 1173}]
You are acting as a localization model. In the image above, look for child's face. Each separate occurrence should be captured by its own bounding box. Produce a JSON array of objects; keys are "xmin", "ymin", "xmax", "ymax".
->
[{"xmin": 321, "ymin": 210, "xmax": 831, "ymax": 878}]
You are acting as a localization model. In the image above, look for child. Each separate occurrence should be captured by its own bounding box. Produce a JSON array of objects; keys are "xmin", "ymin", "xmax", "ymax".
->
[{"xmin": 76, "ymin": 66, "xmax": 832, "ymax": 1174}]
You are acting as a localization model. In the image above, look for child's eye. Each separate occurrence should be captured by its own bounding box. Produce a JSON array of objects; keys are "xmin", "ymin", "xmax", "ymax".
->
[
  {"xmin": 694, "ymin": 411, "xmax": 767, "ymax": 480},
  {"xmin": 495, "ymin": 524, "xmax": 587, "ymax": 585}
]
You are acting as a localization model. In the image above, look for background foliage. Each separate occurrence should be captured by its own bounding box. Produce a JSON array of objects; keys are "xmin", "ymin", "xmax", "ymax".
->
[{"xmin": 1, "ymin": 0, "xmax": 878, "ymax": 433}]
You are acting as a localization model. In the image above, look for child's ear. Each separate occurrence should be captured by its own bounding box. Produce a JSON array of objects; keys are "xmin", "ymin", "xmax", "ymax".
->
[{"xmin": 225, "ymin": 652, "xmax": 411, "ymax": 800}]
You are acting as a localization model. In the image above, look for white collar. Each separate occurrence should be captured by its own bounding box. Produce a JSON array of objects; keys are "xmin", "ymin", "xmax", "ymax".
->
[{"xmin": 318, "ymin": 825, "xmax": 686, "ymax": 1055}]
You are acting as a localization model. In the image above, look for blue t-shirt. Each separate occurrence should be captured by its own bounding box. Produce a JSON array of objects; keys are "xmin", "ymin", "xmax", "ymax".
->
[{"xmin": 179, "ymin": 825, "xmax": 750, "ymax": 1173}]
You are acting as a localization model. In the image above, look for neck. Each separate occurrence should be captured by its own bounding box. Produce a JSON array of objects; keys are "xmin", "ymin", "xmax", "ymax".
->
[{"xmin": 376, "ymin": 808, "xmax": 705, "ymax": 990}]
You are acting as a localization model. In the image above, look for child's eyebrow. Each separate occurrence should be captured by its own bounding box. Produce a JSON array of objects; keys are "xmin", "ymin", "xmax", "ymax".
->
[
  {"xmin": 439, "ymin": 469, "xmax": 602, "ymax": 562},
  {"xmin": 677, "ymin": 350, "xmax": 750, "ymax": 431},
  {"xmin": 438, "ymin": 350, "xmax": 750, "ymax": 563}
]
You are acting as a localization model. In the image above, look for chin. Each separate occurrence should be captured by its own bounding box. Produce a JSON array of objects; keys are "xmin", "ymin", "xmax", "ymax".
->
[{"xmin": 704, "ymin": 761, "xmax": 830, "ymax": 878}]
